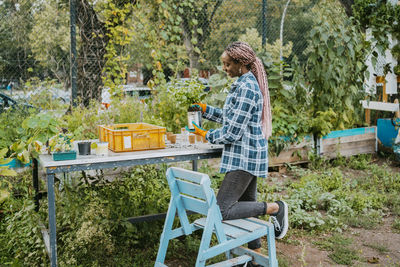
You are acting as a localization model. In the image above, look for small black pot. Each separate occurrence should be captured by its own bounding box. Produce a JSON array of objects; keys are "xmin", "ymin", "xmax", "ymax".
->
[{"xmin": 78, "ymin": 142, "xmax": 91, "ymax": 155}]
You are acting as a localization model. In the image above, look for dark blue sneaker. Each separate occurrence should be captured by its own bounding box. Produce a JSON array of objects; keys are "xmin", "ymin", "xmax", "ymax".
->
[{"xmin": 270, "ymin": 200, "xmax": 288, "ymax": 239}]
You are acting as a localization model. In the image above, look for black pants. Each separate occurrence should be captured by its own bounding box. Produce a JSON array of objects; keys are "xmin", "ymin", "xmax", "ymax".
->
[{"xmin": 216, "ymin": 170, "xmax": 266, "ymax": 249}]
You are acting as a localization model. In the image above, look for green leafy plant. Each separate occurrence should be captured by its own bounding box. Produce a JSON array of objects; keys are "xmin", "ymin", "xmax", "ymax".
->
[
  {"xmin": 168, "ymin": 77, "xmax": 208, "ymax": 108},
  {"xmin": 301, "ymin": 15, "xmax": 368, "ymax": 136},
  {"xmin": 61, "ymin": 101, "xmax": 113, "ymax": 140},
  {"xmin": 0, "ymin": 148, "xmax": 17, "ymax": 209},
  {"xmin": 0, "ymin": 108, "xmax": 33, "ymax": 154},
  {"xmin": 48, "ymin": 133, "xmax": 74, "ymax": 152},
  {"xmin": 10, "ymin": 112, "xmax": 59, "ymax": 163}
]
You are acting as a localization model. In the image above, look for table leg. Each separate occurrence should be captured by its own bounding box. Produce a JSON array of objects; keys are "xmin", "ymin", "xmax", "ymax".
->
[
  {"xmin": 47, "ymin": 173, "xmax": 58, "ymax": 267},
  {"xmin": 33, "ymin": 158, "xmax": 40, "ymax": 212},
  {"xmin": 192, "ymin": 159, "xmax": 198, "ymax": 171}
]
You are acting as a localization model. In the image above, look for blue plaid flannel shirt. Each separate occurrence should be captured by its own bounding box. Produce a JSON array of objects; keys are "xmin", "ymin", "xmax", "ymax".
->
[{"xmin": 204, "ymin": 71, "xmax": 268, "ymax": 178}]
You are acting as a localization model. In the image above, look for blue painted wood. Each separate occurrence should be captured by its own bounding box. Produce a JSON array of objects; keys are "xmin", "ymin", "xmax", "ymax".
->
[
  {"xmin": 156, "ymin": 198, "xmax": 177, "ymax": 264},
  {"xmin": 155, "ymin": 167, "xmax": 278, "ymax": 267},
  {"xmin": 181, "ymin": 195, "xmax": 209, "ymax": 215},
  {"xmin": 175, "ymin": 179, "xmax": 207, "ymax": 199},
  {"xmin": 0, "ymin": 158, "xmax": 31, "ymax": 168},
  {"xmin": 170, "ymin": 167, "xmax": 206, "ymax": 184},
  {"xmin": 222, "ymin": 219, "xmax": 264, "ymax": 232},
  {"xmin": 207, "ymin": 255, "xmax": 252, "ymax": 267},
  {"xmin": 266, "ymin": 223, "xmax": 278, "ymax": 266},
  {"xmin": 323, "ymin": 127, "xmax": 375, "ymax": 139},
  {"xmin": 232, "ymin": 246, "xmax": 269, "ymax": 266}
]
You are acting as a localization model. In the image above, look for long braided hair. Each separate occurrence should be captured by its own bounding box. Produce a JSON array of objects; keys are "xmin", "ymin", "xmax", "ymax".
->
[{"xmin": 225, "ymin": 41, "xmax": 272, "ymax": 139}]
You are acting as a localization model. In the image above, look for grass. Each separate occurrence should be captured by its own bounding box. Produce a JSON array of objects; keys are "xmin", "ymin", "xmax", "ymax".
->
[
  {"xmin": 392, "ymin": 218, "xmax": 400, "ymax": 233},
  {"xmin": 277, "ymin": 254, "xmax": 291, "ymax": 267},
  {"xmin": 328, "ymin": 246, "xmax": 360, "ymax": 265},
  {"xmin": 363, "ymin": 242, "xmax": 390, "ymax": 254},
  {"xmin": 313, "ymin": 234, "xmax": 359, "ymax": 265},
  {"xmin": 313, "ymin": 234, "xmax": 353, "ymax": 251},
  {"xmin": 343, "ymin": 213, "xmax": 380, "ymax": 229}
]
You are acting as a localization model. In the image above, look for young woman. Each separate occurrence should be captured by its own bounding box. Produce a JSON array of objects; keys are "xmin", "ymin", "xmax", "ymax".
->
[{"xmin": 188, "ymin": 41, "xmax": 288, "ymax": 253}]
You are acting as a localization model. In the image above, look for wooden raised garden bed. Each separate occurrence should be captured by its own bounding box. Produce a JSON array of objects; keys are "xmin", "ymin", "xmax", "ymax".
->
[
  {"xmin": 269, "ymin": 135, "xmax": 314, "ymax": 167},
  {"xmin": 317, "ymin": 126, "xmax": 377, "ymax": 159}
]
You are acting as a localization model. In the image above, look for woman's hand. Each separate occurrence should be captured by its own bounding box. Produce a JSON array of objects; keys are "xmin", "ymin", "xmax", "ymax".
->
[
  {"xmin": 191, "ymin": 103, "xmax": 207, "ymax": 113},
  {"xmin": 185, "ymin": 122, "xmax": 208, "ymax": 138}
]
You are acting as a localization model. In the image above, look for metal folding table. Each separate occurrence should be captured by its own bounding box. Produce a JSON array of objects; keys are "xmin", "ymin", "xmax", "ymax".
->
[{"xmin": 33, "ymin": 144, "xmax": 223, "ymax": 267}]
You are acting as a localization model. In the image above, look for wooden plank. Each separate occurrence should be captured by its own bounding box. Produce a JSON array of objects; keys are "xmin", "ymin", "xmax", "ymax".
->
[
  {"xmin": 322, "ymin": 139, "xmax": 376, "ymax": 154},
  {"xmin": 181, "ymin": 195, "xmax": 209, "ymax": 215},
  {"xmin": 222, "ymin": 218, "xmax": 264, "ymax": 232},
  {"xmin": 323, "ymin": 127, "xmax": 375, "ymax": 139},
  {"xmin": 194, "ymin": 218, "xmax": 249, "ymax": 239},
  {"xmin": 39, "ymin": 222, "xmax": 50, "ymax": 256},
  {"xmin": 231, "ymin": 246, "xmax": 270, "ymax": 267},
  {"xmin": 322, "ymin": 132, "xmax": 375, "ymax": 146},
  {"xmin": 207, "ymin": 255, "xmax": 252, "ymax": 267},
  {"xmin": 360, "ymin": 100, "xmax": 399, "ymax": 112},
  {"xmin": 38, "ymin": 144, "xmax": 223, "ymax": 168},
  {"xmin": 365, "ymin": 109, "xmax": 371, "ymax": 125},
  {"xmin": 322, "ymin": 140, "xmax": 376, "ymax": 158},
  {"xmin": 170, "ymin": 167, "xmax": 205, "ymax": 184},
  {"xmin": 269, "ymin": 147, "xmax": 311, "ymax": 166},
  {"xmin": 175, "ymin": 179, "xmax": 206, "ymax": 200}
]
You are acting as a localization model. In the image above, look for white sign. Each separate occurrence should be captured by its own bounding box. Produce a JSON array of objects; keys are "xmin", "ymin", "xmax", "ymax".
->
[{"xmin": 123, "ymin": 136, "xmax": 132, "ymax": 149}]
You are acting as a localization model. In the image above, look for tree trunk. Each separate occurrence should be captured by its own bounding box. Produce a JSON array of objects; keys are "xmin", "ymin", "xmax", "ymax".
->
[
  {"xmin": 338, "ymin": 0, "xmax": 354, "ymax": 17},
  {"xmin": 76, "ymin": 0, "xmax": 108, "ymax": 107}
]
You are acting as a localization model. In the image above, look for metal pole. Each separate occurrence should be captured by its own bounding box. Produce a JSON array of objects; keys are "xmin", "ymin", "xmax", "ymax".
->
[
  {"xmin": 32, "ymin": 158, "xmax": 39, "ymax": 212},
  {"xmin": 262, "ymin": 0, "xmax": 267, "ymax": 48},
  {"xmin": 280, "ymin": 0, "xmax": 291, "ymax": 61},
  {"xmin": 70, "ymin": 0, "xmax": 77, "ymax": 107}
]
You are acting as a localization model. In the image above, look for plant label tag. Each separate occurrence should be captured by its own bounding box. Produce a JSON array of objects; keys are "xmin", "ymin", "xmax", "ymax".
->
[{"xmin": 124, "ymin": 136, "xmax": 132, "ymax": 149}]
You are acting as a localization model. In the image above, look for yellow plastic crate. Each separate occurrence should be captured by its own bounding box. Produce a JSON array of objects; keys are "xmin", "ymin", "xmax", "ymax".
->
[{"xmin": 98, "ymin": 123, "xmax": 166, "ymax": 152}]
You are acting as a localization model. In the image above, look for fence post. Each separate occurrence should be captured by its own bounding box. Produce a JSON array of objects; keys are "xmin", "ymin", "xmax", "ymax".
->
[{"xmin": 70, "ymin": 0, "xmax": 77, "ymax": 107}]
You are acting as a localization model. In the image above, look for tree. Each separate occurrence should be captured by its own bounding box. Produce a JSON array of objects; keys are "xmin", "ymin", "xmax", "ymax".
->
[
  {"xmin": 0, "ymin": 0, "xmax": 41, "ymax": 82},
  {"xmin": 75, "ymin": 0, "xmax": 109, "ymax": 106},
  {"xmin": 73, "ymin": 0, "xmax": 136, "ymax": 106},
  {"xmin": 177, "ymin": 0, "xmax": 223, "ymax": 70},
  {"xmin": 29, "ymin": 0, "xmax": 70, "ymax": 88}
]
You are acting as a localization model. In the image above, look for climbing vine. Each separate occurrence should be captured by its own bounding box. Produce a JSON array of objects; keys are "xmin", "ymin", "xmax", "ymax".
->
[{"xmin": 100, "ymin": 1, "xmax": 135, "ymax": 98}]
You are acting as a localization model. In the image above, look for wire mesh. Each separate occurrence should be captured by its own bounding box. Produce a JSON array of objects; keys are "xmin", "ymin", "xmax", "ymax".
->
[{"xmin": 0, "ymin": 0, "xmax": 356, "ymax": 96}]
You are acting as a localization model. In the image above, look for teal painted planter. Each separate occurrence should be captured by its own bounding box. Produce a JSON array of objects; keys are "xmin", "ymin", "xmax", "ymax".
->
[
  {"xmin": 0, "ymin": 158, "xmax": 31, "ymax": 168},
  {"xmin": 377, "ymin": 118, "xmax": 398, "ymax": 148},
  {"xmin": 52, "ymin": 151, "xmax": 77, "ymax": 161}
]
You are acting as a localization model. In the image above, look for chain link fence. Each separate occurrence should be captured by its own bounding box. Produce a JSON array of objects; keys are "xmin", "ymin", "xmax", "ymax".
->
[{"xmin": 0, "ymin": 0, "xmax": 348, "ymax": 97}]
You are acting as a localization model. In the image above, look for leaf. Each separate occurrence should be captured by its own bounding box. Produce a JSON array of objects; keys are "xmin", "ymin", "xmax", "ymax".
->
[
  {"xmin": 0, "ymin": 158, "xmax": 13, "ymax": 165},
  {"xmin": 0, "ymin": 148, "xmax": 8, "ymax": 158},
  {"xmin": 0, "ymin": 189, "xmax": 11, "ymax": 203},
  {"xmin": 0, "ymin": 168, "xmax": 17, "ymax": 176}
]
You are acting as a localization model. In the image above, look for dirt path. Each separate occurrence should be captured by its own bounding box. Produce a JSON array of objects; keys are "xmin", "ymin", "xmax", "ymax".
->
[{"xmin": 276, "ymin": 216, "xmax": 400, "ymax": 266}]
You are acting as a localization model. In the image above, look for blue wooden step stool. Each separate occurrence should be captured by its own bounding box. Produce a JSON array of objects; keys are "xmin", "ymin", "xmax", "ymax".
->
[{"xmin": 155, "ymin": 167, "xmax": 278, "ymax": 267}]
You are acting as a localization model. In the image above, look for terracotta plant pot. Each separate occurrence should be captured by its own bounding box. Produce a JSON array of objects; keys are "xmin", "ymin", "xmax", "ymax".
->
[
  {"xmin": 166, "ymin": 132, "xmax": 173, "ymax": 141},
  {"xmin": 170, "ymin": 134, "xmax": 177, "ymax": 144},
  {"xmin": 196, "ymin": 135, "xmax": 202, "ymax": 142},
  {"xmin": 188, "ymin": 135, "xmax": 196, "ymax": 144}
]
